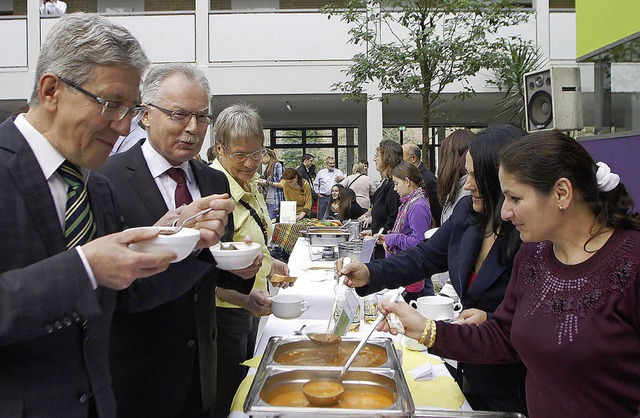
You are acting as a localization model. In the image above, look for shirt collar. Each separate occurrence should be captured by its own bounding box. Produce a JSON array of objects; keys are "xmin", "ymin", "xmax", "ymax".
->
[
  {"xmin": 14, "ymin": 113, "xmax": 90, "ymax": 180},
  {"xmin": 211, "ymin": 158, "xmax": 258, "ymax": 202},
  {"xmin": 141, "ymin": 139, "xmax": 193, "ymax": 182}
]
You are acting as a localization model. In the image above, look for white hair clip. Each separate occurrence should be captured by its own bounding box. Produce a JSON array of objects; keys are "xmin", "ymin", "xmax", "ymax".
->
[{"xmin": 596, "ymin": 162, "xmax": 620, "ymax": 192}]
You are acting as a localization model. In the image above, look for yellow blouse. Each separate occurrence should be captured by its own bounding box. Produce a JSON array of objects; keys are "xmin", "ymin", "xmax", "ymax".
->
[{"xmin": 211, "ymin": 159, "xmax": 273, "ymax": 309}]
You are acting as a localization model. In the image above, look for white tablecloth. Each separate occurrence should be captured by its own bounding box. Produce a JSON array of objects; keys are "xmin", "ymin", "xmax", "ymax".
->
[{"xmin": 231, "ymin": 238, "xmax": 471, "ymax": 417}]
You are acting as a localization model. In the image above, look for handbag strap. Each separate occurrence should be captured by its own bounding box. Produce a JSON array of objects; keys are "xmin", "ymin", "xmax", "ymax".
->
[
  {"xmin": 239, "ymin": 199, "xmax": 269, "ymax": 244},
  {"xmin": 347, "ymin": 174, "xmax": 364, "ymax": 188}
]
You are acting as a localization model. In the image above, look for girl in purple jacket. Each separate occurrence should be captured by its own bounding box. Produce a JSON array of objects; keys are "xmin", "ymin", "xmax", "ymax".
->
[{"xmin": 375, "ymin": 161, "xmax": 432, "ymax": 302}]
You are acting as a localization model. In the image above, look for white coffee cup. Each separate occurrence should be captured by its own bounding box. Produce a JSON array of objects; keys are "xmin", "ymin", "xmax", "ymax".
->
[
  {"xmin": 271, "ymin": 294, "xmax": 309, "ymax": 319},
  {"xmin": 410, "ymin": 295, "xmax": 462, "ymax": 321}
]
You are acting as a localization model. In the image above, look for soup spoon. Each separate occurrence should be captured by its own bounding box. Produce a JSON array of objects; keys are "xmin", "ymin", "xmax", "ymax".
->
[
  {"xmin": 303, "ymin": 286, "xmax": 406, "ymax": 407},
  {"xmin": 158, "ymin": 207, "xmax": 212, "ymax": 235}
]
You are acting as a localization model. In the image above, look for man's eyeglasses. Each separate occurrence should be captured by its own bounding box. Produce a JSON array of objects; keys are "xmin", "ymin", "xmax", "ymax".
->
[
  {"xmin": 147, "ymin": 103, "xmax": 213, "ymax": 126},
  {"xmin": 59, "ymin": 78, "xmax": 144, "ymax": 123},
  {"xmin": 220, "ymin": 143, "xmax": 267, "ymax": 163}
]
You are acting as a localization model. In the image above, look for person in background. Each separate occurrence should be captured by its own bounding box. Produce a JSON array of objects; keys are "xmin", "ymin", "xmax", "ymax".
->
[
  {"xmin": 359, "ymin": 158, "xmax": 369, "ymax": 172},
  {"xmin": 314, "ymin": 156, "xmax": 345, "ymax": 219},
  {"xmin": 370, "ymin": 130, "xmax": 640, "ymax": 418},
  {"xmin": 40, "ymin": 0, "xmax": 66, "ymax": 15},
  {"xmin": 101, "ymin": 63, "xmax": 252, "ymax": 418},
  {"xmin": 361, "ymin": 140, "xmax": 403, "ymax": 259},
  {"xmin": 374, "ymin": 162, "xmax": 434, "ymax": 302},
  {"xmin": 403, "ymin": 143, "xmax": 443, "ymax": 226},
  {"xmin": 206, "ymin": 145, "xmax": 217, "ymax": 164},
  {"xmin": 296, "ymin": 153, "xmax": 317, "ymax": 214},
  {"xmin": 431, "ymin": 129, "xmax": 475, "ymax": 292},
  {"xmin": 324, "ymin": 184, "xmax": 367, "ymax": 222},
  {"xmin": 438, "ymin": 129, "xmax": 475, "ymax": 224},
  {"xmin": 260, "ymin": 148, "xmax": 284, "ymax": 221},
  {"xmin": 211, "ymin": 103, "xmax": 291, "ymax": 418},
  {"xmin": 282, "ymin": 167, "xmax": 312, "ymax": 221},
  {"xmin": 339, "ymin": 161, "xmax": 373, "ymax": 210},
  {"xmin": 0, "ymin": 13, "xmax": 233, "ymax": 417},
  {"xmin": 110, "ymin": 120, "xmax": 146, "ymax": 155},
  {"xmin": 342, "ymin": 125, "xmax": 529, "ymax": 415}
]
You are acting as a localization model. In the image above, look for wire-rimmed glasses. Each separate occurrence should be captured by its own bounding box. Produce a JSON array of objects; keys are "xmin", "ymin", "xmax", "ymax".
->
[
  {"xmin": 59, "ymin": 78, "xmax": 144, "ymax": 123},
  {"xmin": 219, "ymin": 143, "xmax": 267, "ymax": 163},
  {"xmin": 147, "ymin": 103, "xmax": 213, "ymax": 126}
]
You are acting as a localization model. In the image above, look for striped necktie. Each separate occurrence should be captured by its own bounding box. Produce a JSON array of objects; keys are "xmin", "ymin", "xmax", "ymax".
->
[{"xmin": 58, "ymin": 160, "xmax": 97, "ymax": 249}]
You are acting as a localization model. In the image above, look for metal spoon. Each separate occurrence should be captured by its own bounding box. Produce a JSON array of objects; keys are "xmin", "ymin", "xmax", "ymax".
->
[
  {"xmin": 158, "ymin": 207, "xmax": 212, "ymax": 235},
  {"xmin": 302, "ymin": 286, "xmax": 406, "ymax": 407},
  {"xmin": 293, "ymin": 324, "xmax": 307, "ymax": 335}
]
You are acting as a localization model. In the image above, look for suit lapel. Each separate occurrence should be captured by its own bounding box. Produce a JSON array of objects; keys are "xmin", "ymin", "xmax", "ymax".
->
[
  {"xmin": 468, "ymin": 244, "xmax": 505, "ymax": 299},
  {"xmin": 3, "ymin": 122, "xmax": 66, "ymax": 256},
  {"xmin": 125, "ymin": 146, "xmax": 169, "ymax": 221}
]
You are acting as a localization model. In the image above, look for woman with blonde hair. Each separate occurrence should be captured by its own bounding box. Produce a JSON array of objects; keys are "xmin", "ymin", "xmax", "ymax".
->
[
  {"xmin": 340, "ymin": 161, "xmax": 374, "ymax": 209},
  {"xmin": 261, "ymin": 148, "xmax": 284, "ymax": 220}
]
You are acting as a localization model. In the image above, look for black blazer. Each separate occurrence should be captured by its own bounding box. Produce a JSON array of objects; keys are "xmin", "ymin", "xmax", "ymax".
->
[
  {"xmin": 370, "ymin": 178, "xmax": 401, "ymax": 234},
  {"xmin": 0, "ymin": 118, "xmax": 122, "ymax": 418},
  {"xmin": 418, "ymin": 162, "xmax": 443, "ymax": 226},
  {"xmin": 362, "ymin": 196, "xmax": 527, "ymax": 404},
  {"xmin": 100, "ymin": 143, "xmax": 241, "ymax": 417}
]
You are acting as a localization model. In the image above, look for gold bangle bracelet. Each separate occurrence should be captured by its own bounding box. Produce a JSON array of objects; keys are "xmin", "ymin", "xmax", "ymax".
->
[
  {"xmin": 418, "ymin": 320, "xmax": 431, "ymax": 345},
  {"xmin": 426, "ymin": 320, "xmax": 437, "ymax": 348}
]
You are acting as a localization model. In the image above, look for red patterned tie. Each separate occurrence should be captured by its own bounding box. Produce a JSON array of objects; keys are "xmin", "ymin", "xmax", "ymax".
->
[{"xmin": 166, "ymin": 167, "xmax": 193, "ymax": 208}]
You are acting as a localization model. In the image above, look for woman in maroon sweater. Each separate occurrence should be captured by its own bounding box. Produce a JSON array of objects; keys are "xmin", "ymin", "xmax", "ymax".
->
[{"xmin": 348, "ymin": 131, "xmax": 640, "ymax": 418}]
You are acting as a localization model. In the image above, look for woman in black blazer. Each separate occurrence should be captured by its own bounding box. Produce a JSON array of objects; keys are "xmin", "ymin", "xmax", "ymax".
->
[
  {"xmin": 362, "ymin": 140, "xmax": 403, "ymax": 259},
  {"xmin": 344, "ymin": 125, "xmax": 529, "ymax": 415}
]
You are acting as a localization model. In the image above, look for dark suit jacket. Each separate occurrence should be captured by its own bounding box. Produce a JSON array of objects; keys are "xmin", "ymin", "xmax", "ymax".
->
[
  {"xmin": 361, "ymin": 195, "xmax": 527, "ymax": 403},
  {"xmin": 418, "ymin": 162, "xmax": 443, "ymax": 226},
  {"xmin": 0, "ymin": 118, "xmax": 122, "ymax": 417},
  {"xmin": 100, "ymin": 143, "xmax": 243, "ymax": 417}
]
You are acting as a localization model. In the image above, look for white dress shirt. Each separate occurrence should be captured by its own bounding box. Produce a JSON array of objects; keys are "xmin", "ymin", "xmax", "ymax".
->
[
  {"xmin": 14, "ymin": 113, "xmax": 97, "ymax": 288},
  {"xmin": 313, "ymin": 167, "xmax": 344, "ymax": 195},
  {"xmin": 141, "ymin": 140, "xmax": 202, "ymax": 210}
]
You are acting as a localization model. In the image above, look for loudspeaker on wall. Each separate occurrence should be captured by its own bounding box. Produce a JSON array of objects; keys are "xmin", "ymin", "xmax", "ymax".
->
[{"xmin": 524, "ymin": 67, "xmax": 583, "ymax": 132}]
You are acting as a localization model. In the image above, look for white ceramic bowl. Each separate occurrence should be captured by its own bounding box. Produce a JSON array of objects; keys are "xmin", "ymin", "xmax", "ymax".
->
[
  {"xmin": 209, "ymin": 242, "xmax": 261, "ymax": 270},
  {"xmin": 127, "ymin": 226, "xmax": 200, "ymax": 263}
]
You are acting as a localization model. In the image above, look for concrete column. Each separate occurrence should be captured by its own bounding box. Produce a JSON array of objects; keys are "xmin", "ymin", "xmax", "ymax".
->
[
  {"xmin": 534, "ymin": 0, "xmax": 550, "ymax": 62},
  {"xmin": 366, "ymin": 98, "xmax": 383, "ymax": 182},
  {"xmin": 28, "ymin": 0, "xmax": 41, "ymax": 73},
  {"xmin": 195, "ymin": 0, "xmax": 209, "ymax": 66}
]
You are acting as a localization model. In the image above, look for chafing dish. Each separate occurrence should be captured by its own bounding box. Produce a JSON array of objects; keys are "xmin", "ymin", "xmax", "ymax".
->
[
  {"xmin": 244, "ymin": 335, "xmax": 414, "ymax": 417},
  {"xmin": 307, "ymin": 227, "xmax": 351, "ymax": 247},
  {"xmin": 413, "ymin": 410, "xmax": 526, "ymax": 418}
]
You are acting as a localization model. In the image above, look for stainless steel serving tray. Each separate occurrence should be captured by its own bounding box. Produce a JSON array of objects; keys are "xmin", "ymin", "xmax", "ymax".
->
[
  {"xmin": 244, "ymin": 336, "xmax": 414, "ymax": 417},
  {"xmin": 413, "ymin": 410, "xmax": 526, "ymax": 418},
  {"xmin": 258, "ymin": 335, "xmax": 399, "ymax": 370},
  {"xmin": 307, "ymin": 227, "xmax": 351, "ymax": 247}
]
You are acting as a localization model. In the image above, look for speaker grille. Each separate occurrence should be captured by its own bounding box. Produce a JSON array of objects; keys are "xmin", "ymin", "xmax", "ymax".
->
[{"xmin": 528, "ymin": 90, "xmax": 553, "ymax": 129}]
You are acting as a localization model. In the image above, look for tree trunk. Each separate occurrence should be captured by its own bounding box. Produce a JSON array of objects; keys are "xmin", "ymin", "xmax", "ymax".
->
[{"xmin": 421, "ymin": 93, "xmax": 431, "ymax": 169}]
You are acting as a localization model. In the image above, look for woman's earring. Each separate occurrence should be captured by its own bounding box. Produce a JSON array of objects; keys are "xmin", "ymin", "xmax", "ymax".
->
[{"xmin": 559, "ymin": 204, "xmax": 564, "ymax": 211}]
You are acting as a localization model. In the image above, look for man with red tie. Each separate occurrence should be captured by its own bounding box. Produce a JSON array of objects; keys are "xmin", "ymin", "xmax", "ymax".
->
[{"xmin": 100, "ymin": 63, "xmax": 262, "ymax": 418}]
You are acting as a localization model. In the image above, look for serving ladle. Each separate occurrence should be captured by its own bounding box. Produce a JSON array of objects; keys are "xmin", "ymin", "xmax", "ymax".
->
[
  {"xmin": 302, "ymin": 286, "xmax": 406, "ymax": 407},
  {"xmin": 158, "ymin": 207, "xmax": 212, "ymax": 235}
]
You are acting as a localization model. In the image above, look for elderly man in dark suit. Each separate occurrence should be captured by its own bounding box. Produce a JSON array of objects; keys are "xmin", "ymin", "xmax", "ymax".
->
[
  {"xmin": 0, "ymin": 14, "xmax": 234, "ymax": 418},
  {"xmin": 101, "ymin": 64, "xmax": 261, "ymax": 418}
]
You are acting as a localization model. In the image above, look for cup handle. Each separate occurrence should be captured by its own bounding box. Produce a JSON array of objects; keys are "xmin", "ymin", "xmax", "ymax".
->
[
  {"xmin": 301, "ymin": 301, "xmax": 309, "ymax": 313},
  {"xmin": 453, "ymin": 302, "xmax": 463, "ymax": 314},
  {"xmin": 409, "ymin": 300, "xmax": 417, "ymax": 309}
]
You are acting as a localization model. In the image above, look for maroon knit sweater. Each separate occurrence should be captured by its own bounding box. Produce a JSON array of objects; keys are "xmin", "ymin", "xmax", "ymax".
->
[{"xmin": 431, "ymin": 229, "xmax": 640, "ymax": 418}]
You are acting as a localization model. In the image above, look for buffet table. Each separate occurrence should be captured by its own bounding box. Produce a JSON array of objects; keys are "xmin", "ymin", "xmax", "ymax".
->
[{"xmin": 229, "ymin": 238, "xmax": 471, "ymax": 417}]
